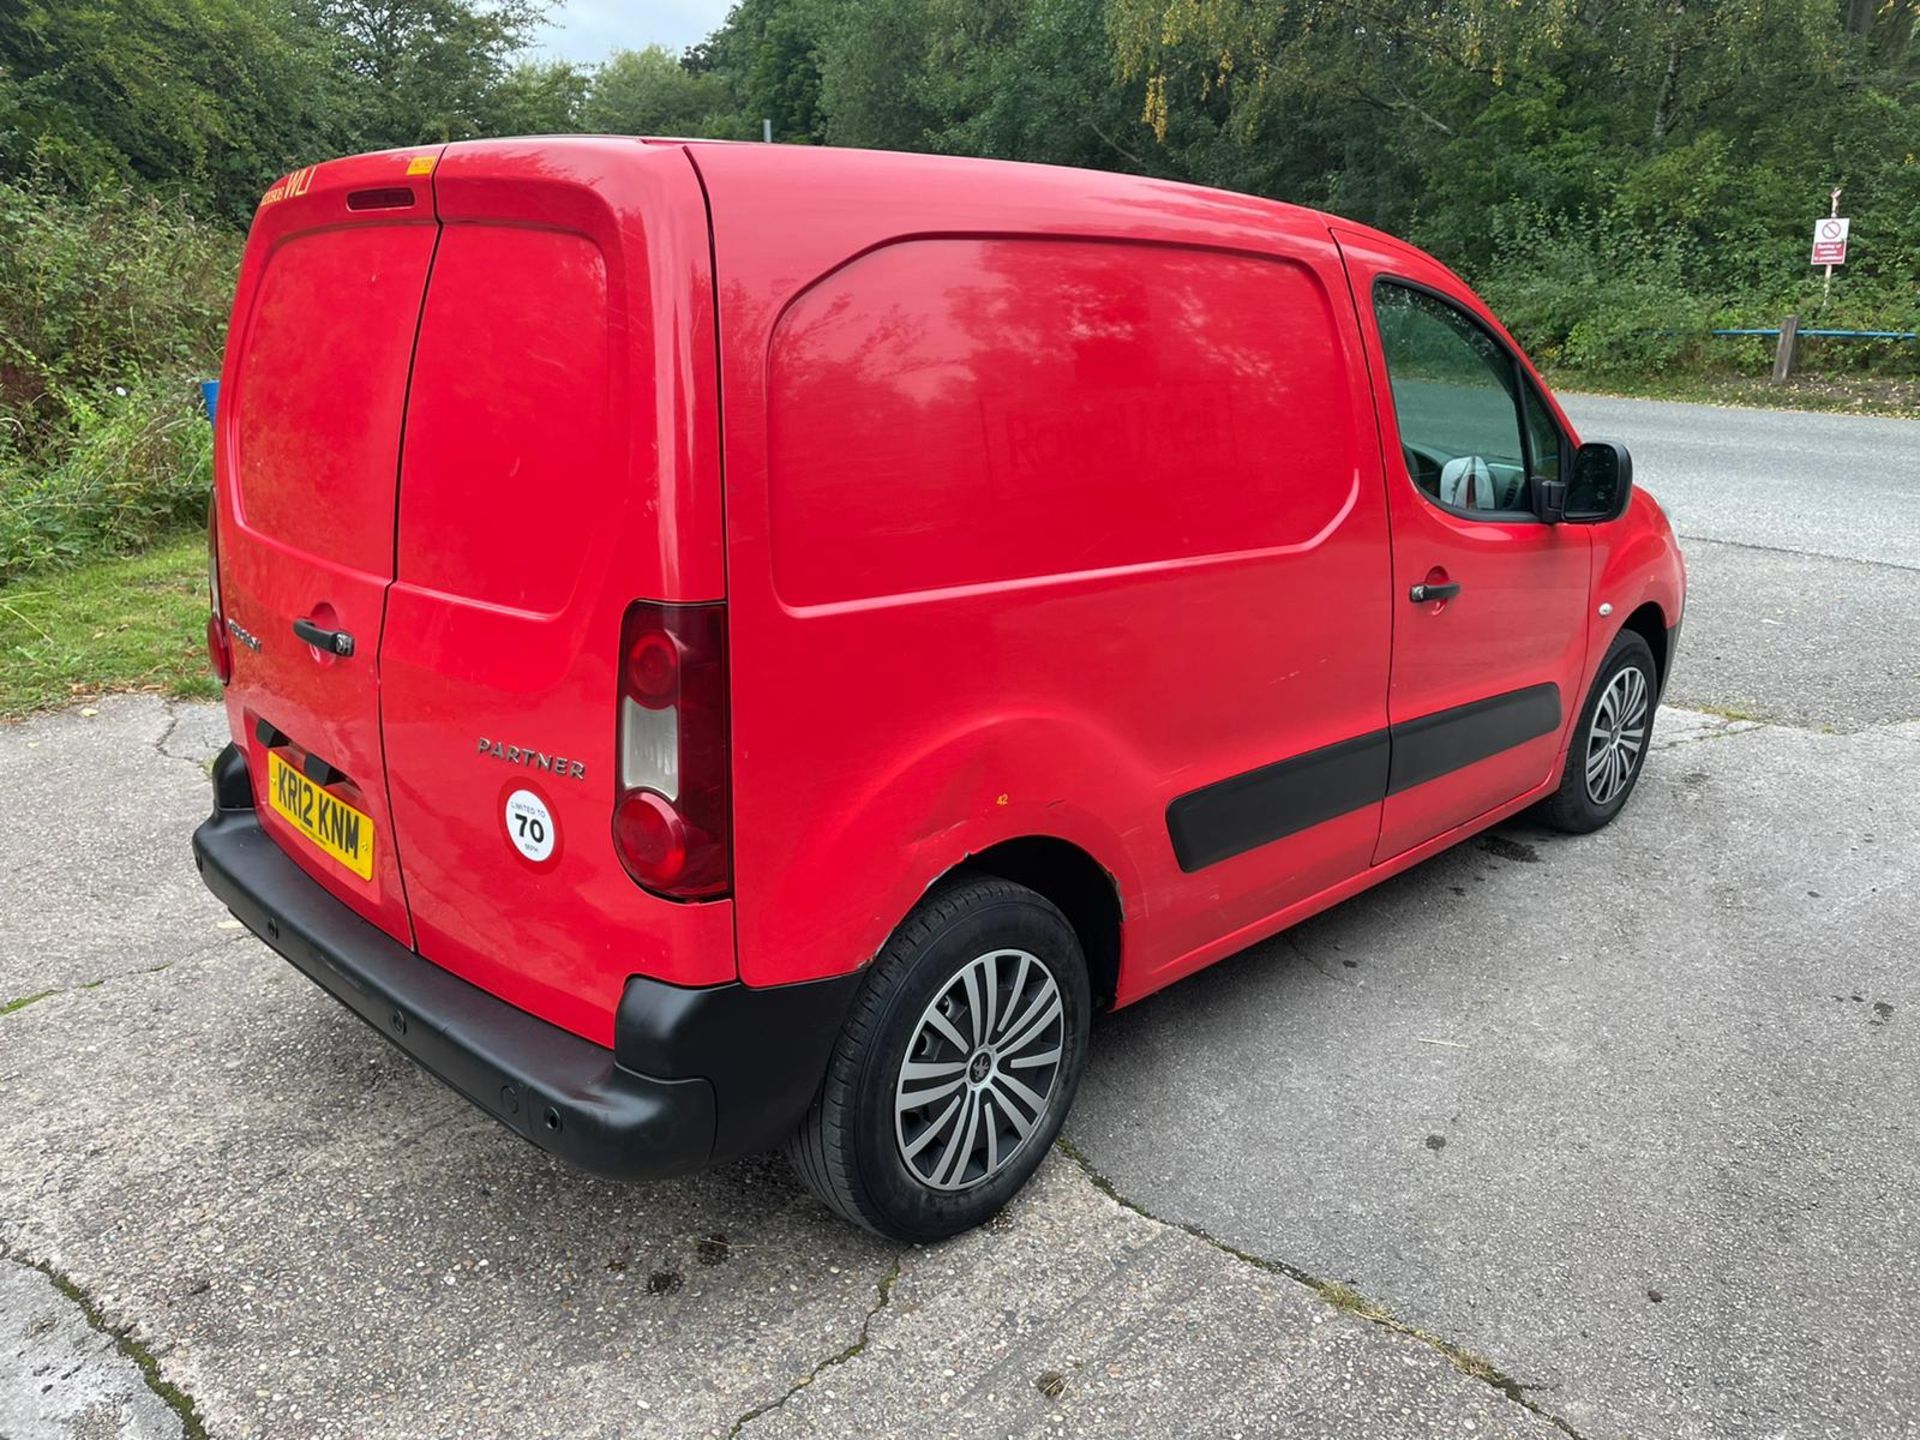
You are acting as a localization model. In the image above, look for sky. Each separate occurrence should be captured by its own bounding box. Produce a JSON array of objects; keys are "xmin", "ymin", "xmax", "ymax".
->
[{"xmin": 531, "ymin": 0, "xmax": 735, "ymax": 63}]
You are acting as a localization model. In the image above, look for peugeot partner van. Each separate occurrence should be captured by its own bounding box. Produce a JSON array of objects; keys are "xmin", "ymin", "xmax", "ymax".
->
[{"xmin": 192, "ymin": 138, "xmax": 1685, "ymax": 1240}]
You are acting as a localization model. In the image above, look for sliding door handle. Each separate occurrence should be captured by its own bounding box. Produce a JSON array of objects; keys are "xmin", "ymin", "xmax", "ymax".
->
[{"xmin": 1409, "ymin": 582, "xmax": 1462, "ymax": 603}]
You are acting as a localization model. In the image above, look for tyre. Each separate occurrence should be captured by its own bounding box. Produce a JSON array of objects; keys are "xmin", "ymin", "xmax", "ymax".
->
[
  {"xmin": 1536, "ymin": 629, "xmax": 1659, "ymax": 834},
  {"xmin": 785, "ymin": 875, "xmax": 1092, "ymax": 1240}
]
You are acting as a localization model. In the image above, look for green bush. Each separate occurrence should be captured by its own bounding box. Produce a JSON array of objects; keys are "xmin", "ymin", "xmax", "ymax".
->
[
  {"xmin": 0, "ymin": 179, "xmax": 236, "ymax": 580},
  {"xmin": 1474, "ymin": 201, "xmax": 1920, "ymax": 384},
  {"xmin": 1473, "ymin": 210, "xmax": 1714, "ymax": 376},
  {"xmin": 0, "ymin": 383, "xmax": 213, "ymax": 580}
]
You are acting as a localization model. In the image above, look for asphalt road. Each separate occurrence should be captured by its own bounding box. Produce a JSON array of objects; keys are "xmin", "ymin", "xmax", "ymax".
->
[
  {"xmin": 1565, "ymin": 393, "xmax": 1920, "ymax": 570},
  {"xmin": 1564, "ymin": 393, "xmax": 1920, "ymax": 732},
  {"xmin": 3, "ymin": 394, "xmax": 1917, "ymax": 1439}
]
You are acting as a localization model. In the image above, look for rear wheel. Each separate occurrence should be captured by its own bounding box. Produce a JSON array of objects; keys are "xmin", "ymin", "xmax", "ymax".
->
[
  {"xmin": 1537, "ymin": 630, "xmax": 1658, "ymax": 834},
  {"xmin": 785, "ymin": 876, "xmax": 1092, "ymax": 1240}
]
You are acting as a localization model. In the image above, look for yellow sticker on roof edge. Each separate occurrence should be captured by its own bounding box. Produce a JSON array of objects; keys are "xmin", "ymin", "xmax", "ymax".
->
[{"xmin": 259, "ymin": 165, "xmax": 316, "ymax": 208}]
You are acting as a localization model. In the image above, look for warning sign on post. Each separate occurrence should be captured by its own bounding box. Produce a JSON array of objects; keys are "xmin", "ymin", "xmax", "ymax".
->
[{"xmin": 1811, "ymin": 216, "xmax": 1850, "ymax": 265}]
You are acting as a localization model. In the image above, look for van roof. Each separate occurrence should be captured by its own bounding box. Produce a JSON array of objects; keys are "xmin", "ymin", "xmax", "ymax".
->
[
  {"xmin": 656, "ymin": 134, "xmax": 1329, "ymax": 222},
  {"xmin": 409, "ymin": 136, "xmax": 1463, "ymax": 287}
]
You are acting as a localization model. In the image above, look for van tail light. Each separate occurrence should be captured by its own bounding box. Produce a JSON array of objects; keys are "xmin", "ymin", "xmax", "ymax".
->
[
  {"xmin": 206, "ymin": 494, "xmax": 232, "ymax": 684},
  {"xmin": 612, "ymin": 601, "xmax": 729, "ymax": 899}
]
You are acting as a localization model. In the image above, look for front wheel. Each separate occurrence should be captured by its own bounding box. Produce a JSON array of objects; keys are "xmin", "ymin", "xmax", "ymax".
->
[
  {"xmin": 785, "ymin": 876, "xmax": 1092, "ymax": 1240},
  {"xmin": 1536, "ymin": 629, "xmax": 1659, "ymax": 834}
]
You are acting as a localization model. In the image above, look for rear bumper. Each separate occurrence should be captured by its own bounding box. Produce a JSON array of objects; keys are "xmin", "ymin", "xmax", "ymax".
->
[{"xmin": 192, "ymin": 744, "xmax": 857, "ymax": 1181}]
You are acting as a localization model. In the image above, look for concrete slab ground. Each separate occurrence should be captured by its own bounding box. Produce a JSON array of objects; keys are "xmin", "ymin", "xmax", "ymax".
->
[
  {"xmin": 4, "ymin": 393, "xmax": 1917, "ymax": 1438},
  {"xmin": 0, "ymin": 696, "xmax": 1572, "ymax": 1440},
  {"xmin": 1, "ymin": 1257, "xmax": 185, "ymax": 1440},
  {"xmin": 4, "ymin": 691, "xmax": 1915, "ymax": 1439},
  {"xmin": 1068, "ymin": 707, "xmax": 1920, "ymax": 1440}
]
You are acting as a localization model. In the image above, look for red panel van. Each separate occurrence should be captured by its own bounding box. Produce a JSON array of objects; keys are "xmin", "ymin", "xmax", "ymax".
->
[{"xmin": 193, "ymin": 139, "xmax": 1685, "ymax": 1239}]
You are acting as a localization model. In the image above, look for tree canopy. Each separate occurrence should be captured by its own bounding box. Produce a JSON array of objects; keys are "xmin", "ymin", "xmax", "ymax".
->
[{"xmin": 3, "ymin": 0, "xmax": 1918, "ymax": 346}]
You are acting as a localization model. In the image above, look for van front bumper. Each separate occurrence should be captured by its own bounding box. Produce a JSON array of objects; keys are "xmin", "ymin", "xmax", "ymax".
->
[{"xmin": 191, "ymin": 744, "xmax": 858, "ymax": 1181}]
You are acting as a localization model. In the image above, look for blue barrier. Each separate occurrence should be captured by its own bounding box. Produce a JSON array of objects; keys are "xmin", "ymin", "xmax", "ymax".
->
[
  {"xmin": 1710, "ymin": 327, "xmax": 1917, "ymax": 341},
  {"xmin": 199, "ymin": 379, "xmax": 219, "ymax": 424}
]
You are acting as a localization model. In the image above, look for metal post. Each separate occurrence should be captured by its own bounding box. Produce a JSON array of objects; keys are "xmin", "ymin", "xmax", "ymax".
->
[
  {"xmin": 1821, "ymin": 186, "xmax": 1841, "ymax": 310},
  {"xmin": 762, "ymin": 118, "xmax": 773, "ymax": 143},
  {"xmin": 1773, "ymin": 314, "xmax": 1800, "ymax": 384}
]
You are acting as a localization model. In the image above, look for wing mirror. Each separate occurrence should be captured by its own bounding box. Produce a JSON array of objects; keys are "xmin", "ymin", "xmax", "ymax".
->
[{"xmin": 1533, "ymin": 440, "xmax": 1633, "ymax": 524}]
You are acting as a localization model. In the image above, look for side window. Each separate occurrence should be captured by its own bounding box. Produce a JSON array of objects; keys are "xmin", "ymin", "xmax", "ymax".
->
[
  {"xmin": 1522, "ymin": 381, "xmax": 1563, "ymax": 487},
  {"xmin": 1374, "ymin": 282, "xmax": 1530, "ymax": 514}
]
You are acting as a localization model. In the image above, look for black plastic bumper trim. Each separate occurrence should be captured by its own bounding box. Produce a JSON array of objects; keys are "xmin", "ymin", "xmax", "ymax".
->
[
  {"xmin": 616, "ymin": 967, "xmax": 861, "ymax": 1164},
  {"xmin": 193, "ymin": 745, "xmax": 724, "ymax": 1181}
]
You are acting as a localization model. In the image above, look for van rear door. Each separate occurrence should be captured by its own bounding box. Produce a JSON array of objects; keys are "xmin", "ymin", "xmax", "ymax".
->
[
  {"xmin": 214, "ymin": 149, "xmax": 443, "ymax": 943},
  {"xmin": 377, "ymin": 140, "xmax": 732, "ymax": 1047}
]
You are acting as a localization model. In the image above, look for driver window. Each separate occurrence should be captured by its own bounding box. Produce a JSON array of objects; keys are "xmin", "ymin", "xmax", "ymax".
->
[{"xmin": 1374, "ymin": 283, "xmax": 1528, "ymax": 514}]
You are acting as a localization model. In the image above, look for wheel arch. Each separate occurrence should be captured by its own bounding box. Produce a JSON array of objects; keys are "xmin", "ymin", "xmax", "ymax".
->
[
  {"xmin": 946, "ymin": 836, "xmax": 1123, "ymax": 1010},
  {"xmin": 1620, "ymin": 600, "xmax": 1670, "ymax": 690}
]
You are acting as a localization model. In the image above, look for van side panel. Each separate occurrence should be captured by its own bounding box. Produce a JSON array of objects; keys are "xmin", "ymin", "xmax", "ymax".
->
[
  {"xmin": 698, "ymin": 146, "xmax": 1392, "ymax": 996},
  {"xmin": 378, "ymin": 141, "xmax": 731, "ymax": 1047},
  {"xmin": 767, "ymin": 240, "xmax": 1357, "ymax": 605}
]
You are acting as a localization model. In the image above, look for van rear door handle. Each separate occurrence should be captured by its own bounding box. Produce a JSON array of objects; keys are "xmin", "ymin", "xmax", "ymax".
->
[
  {"xmin": 1409, "ymin": 582, "xmax": 1461, "ymax": 603},
  {"xmin": 293, "ymin": 617, "xmax": 355, "ymax": 656}
]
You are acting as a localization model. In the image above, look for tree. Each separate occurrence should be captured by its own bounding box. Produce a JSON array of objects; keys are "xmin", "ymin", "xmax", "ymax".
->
[
  {"xmin": 582, "ymin": 46, "xmax": 730, "ymax": 136},
  {"xmin": 0, "ymin": 0, "xmax": 335, "ymax": 223},
  {"xmin": 690, "ymin": 0, "xmax": 831, "ymax": 141},
  {"xmin": 490, "ymin": 58, "xmax": 589, "ymax": 135},
  {"xmin": 294, "ymin": 0, "xmax": 549, "ymax": 148}
]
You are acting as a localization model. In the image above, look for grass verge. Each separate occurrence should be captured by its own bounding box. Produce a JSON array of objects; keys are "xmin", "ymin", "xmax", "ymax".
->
[{"xmin": 0, "ymin": 529, "xmax": 219, "ymax": 719}]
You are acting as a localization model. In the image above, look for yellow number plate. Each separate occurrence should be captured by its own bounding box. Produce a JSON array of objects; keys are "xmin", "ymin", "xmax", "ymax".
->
[{"xmin": 267, "ymin": 751, "xmax": 374, "ymax": 880}]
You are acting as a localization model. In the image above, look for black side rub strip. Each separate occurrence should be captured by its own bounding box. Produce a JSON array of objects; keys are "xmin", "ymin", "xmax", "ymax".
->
[
  {"xmin": 1167, "ymin": 731, "xmax": 1389, "ymax": 873},
  {"xmin": 1167, "ymin": 682, "xmax": 1563, "ymax": 872},
  {"xmin": 1385, "ymin": 682, "xmax": 1560, "ymax": 796}
]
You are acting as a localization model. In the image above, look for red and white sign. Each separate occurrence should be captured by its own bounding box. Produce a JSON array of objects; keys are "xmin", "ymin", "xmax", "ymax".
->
[{"xmin": 1810, "ymin": 216, "xmax": 1850, "ymax": 266}]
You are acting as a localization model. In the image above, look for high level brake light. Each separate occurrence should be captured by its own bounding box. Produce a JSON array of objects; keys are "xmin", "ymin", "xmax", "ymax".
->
[{"xmin": 611, "ymin": 601, "xmax": 730, "ymax": 900}]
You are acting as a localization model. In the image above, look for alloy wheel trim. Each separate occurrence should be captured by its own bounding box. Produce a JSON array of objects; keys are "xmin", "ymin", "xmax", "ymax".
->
[
  {"xmin": 893, "ymin": 948, "xmax": 1065, "ymax": 1192},
  {"xmin": 1585, "ymin": 663, "xmax": 1650, "ymax": 806}
]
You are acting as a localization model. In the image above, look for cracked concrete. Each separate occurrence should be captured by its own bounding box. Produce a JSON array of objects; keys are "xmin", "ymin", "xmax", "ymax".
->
[
  {"xmin": 1051, "ymin": 1140, "xmax": 1586, "ymax": 1440},
  {"xmin": 1, "ymin": 923, "xmax": 901, "ymax": 1439},
  {"xmin": 0, "ymin": 694, "xmax": 229, "ymax": 1000},
  {"xmin": 1068, "ymin": 705, "xmax": 1920, "ymax": 1439},
  {"xmin": 2, "ymin": 960, "xmax": 181, "ymax": 1018},
  {"xmin": 1646, "ymin": 709, "xmax": 1767, "ymax": 751},
  {"xmin": 154, "ymin": 700, "xmax": 226, "ymax": 767},
  {"xmin": 5, "ymin": 390, "xmax": 1919, "ymax": 1439},
  {"xmin": 0, "ymin": 1256, "xmax": 189, "ymax": 1440},
  {"xmin": 1, "ymin": 693, "xmax": 1640, "ymax": 1439},
  {"xmin": 729, "ymin": 1159, "xmax": 1567, "ymax": 1439},
  {"xmin": 729, "ymin": 1253, "xmax": 904, "ymax": 1436}
]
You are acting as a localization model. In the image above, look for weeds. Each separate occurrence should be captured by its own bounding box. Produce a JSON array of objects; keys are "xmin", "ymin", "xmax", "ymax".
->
[{"xmin": 0, "ymin": 179, "xmax": 236, "ymax": 582}]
